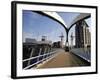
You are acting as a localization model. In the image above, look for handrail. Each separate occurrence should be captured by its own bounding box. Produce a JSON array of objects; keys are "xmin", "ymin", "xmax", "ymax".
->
[
  {"xmin": 23, "ymin": 49, "xmax": 58, "ymax": 70},
  {"xmin": 23, "ymin": 50, "xmax": 57, "ymax": 62}
]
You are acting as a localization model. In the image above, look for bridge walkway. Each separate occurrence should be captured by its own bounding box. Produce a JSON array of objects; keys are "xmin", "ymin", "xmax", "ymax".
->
[{"xmin": 36, "ymin": 50, "xmax": 90, "ymax": 69}]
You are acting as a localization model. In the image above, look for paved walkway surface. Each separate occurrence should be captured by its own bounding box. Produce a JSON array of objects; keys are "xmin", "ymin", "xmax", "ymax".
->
[{"xmin": 37, "ymin": 49, "xmax": 89, "ymax": 69}]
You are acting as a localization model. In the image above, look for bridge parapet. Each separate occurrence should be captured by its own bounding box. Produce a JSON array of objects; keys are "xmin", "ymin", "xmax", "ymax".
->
[{"xmin": 70, "ymin": 48, "xmax": 91, "ymax": 63}]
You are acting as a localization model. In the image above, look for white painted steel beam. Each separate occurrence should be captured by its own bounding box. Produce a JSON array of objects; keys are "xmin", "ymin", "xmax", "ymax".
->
[
  {"xmin": 42, "ymin": 11, "xmax": 68, "ymax": 28},
  {"xmin": 69, "ymin": 13, "xmax": 90, "ymax": 28},
  {"xmin": 41, "ymin": 12, "xmax": 90, "ymax": 30}
]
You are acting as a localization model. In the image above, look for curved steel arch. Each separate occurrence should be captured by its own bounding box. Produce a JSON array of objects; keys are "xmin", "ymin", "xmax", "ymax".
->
[
  {"xmin": 34, "ymin": 11, "xmax": 69, "ymax": 45},
  {"xmin": 42, "ymin": 12, "xmax": 68, "ymax": 28},
  {"xmin": 32, "ymin": 11, "xmax": 91, "ymax": 48},
  {"xmin": 39, "ymin": 12, "xmax": 91, "ymax": 31},
  {"xmin": 68, "ymin": 13, "xmax": 91, "ymax": 31},
  {"xmin": 34, "ymin": 11, "xmax": 68, "ymax": 31}
]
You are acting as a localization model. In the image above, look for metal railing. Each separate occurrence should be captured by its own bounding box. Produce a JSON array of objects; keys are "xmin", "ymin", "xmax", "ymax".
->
[
  {"xmin": 23, "ymin": 48, "xmax": 59, "ymax": 70},
  {"xmin": 70, "ymin": 48, "xmax": 91, "ymax": 62}
]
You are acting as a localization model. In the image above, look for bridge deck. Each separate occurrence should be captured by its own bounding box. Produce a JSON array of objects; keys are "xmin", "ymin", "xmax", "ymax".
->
[{"xmin": 36, "ymin": 50, "xmax": 90, "ymax": 69}]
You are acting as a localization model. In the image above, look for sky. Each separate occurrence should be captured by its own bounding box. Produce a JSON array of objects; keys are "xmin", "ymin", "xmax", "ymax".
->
[
  {"xmin": 22, "ymin": 10, "xmax": 66, "ymax": 44},
  {"xmin": 22, "ymin": 10, "xmax": 91, "ymax": 45}
]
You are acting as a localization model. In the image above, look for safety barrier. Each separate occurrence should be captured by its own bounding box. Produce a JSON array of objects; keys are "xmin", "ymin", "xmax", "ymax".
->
[
  {"xmin": 23, "ymin": 48, "xmax": 59, "ymax": 70},
  {"xmin": 70, "ymin": 48, "xmax": 91, "ymax": 62}
]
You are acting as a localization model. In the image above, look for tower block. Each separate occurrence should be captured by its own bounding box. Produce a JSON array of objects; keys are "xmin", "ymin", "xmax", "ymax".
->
[{"xmin": 59, "ymin": 33, "xmax": 64, "ymax": 48}]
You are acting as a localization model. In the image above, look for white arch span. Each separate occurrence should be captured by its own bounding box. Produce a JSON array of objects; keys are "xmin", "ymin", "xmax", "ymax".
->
[
  {"xmin": 41, "ymin": 12, "xmax": 90, "ymax": 31},
  {"xmin": 41, "ymin": 11, "xmax": 68, "ymax": 29}
]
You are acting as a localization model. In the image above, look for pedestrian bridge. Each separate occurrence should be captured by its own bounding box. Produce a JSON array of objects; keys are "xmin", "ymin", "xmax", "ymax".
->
[
  {"xmin": 37, "ymin": 49, "xmax": 90, "ymax": 69},
  {"xmin": 23, "ymin": 48, "xmax": 90, "ymax": 69},
  {"xmin": 23, "ymin": 11, "xmax": 91, "ymax": 70}
]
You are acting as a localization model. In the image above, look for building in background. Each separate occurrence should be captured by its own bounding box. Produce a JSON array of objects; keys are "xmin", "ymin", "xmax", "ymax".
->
[
  {"xmin": 25, "ymin": 38, "xmax": 37, "ymax": 43},
  {"xmin": 25, "ymin": 36, "xmax": 52, "ymax": 45},
  {"xmin": 75, "ymin": 20, "xmax": 91, "ymax": 48},
  {"xmin": 59, "ymin": 33, "xmax": 64, "ymax": 48},
  {"xmin": 70, "ymin": 32, "xmax": 75, "ymax": 48}
]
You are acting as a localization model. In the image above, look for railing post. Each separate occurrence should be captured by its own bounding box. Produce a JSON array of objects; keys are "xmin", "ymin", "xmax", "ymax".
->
[
  {"xmin": 27, "ymin": 48, "xmax": 34, "ymax": 67},
  {"xmin": 43, "ymin": 47, "xmax": 47, "ymax": 61},
  {"xmin": 45, "ymin": 48, "xmax": 49, "ymax": 60},
  {"xmin": 37, "ymin": 48, "xmax": 42, "ymax": 64}
]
